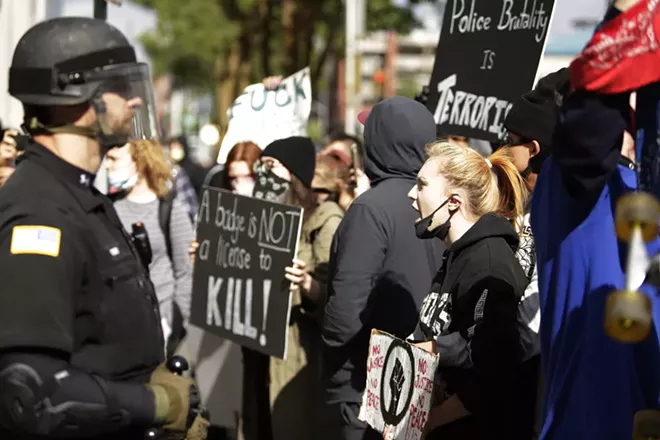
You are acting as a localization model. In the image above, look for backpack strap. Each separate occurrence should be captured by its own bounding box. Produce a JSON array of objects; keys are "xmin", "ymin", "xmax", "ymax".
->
[{"xmin": 158, "ymin": 190, "xmax": 176, "ymax": 263}]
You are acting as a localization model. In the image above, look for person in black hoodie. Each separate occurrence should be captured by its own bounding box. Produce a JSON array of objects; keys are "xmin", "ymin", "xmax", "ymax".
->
[
  {"xmin": 406, "ymin": 139, "xmax": 533, "ymax": 440},
  {"xmin": 322, "ymin": 96, "xmax": 445, "ymax": 440}
]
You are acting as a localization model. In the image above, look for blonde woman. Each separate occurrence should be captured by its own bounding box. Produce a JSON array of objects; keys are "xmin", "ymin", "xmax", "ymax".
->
[
  {"xmin": 106, "ymin": 140, "xmax": 194, "ymax": 352},
  {"xmin": 400, "ymin": 140, "xmax": 537, "ymax": 440}
]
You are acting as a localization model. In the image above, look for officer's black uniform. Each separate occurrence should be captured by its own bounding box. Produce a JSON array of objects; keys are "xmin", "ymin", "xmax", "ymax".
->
[{"xmin": 0, "ymin": 139, "xmax": 165, "ymax": 439}]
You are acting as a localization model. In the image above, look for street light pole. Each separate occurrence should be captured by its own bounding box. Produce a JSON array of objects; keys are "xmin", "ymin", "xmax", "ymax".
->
[
  {"xmin": 344, "ymin": 0, "xmax": 357, "ymax": 134},
  {"xmin": 94, "ymin": 0, "xmax": 107, "ymax": 20}
]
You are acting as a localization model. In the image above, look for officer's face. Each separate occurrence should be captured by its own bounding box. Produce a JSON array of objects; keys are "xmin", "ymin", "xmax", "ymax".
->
[{"xmin": 101, "ymin": 92, "xmax": 144, "ymax": 136}]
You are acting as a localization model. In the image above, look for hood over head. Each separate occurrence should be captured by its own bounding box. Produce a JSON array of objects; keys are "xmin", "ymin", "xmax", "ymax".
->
[
  {"xmin": 361, "ymin": 96, "xmax": 437, "ymax": 185},
  {"xmin": 449, "ymin": 213, "xmax": 519, "ymax": 253}
]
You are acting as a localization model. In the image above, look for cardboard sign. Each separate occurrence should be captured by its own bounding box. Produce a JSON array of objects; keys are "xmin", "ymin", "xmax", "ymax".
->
[
  {"xmin": 426, "ymin": 0, "xmax": 556, "ymax": 142},
  {"xmin": 217, "ymin": 67, "xmax": 312, "ymax": 164},
  {"xmin": 190, "ymin": 187, "xmax": 303, "ymax": 359},
  {"xmin": 358, "ymin": 330, "xmax": 439, "ymax": 440}
]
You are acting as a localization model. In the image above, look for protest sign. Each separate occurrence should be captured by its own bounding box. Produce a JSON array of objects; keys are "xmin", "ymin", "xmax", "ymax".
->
[
  {"xmin": 426, "ymin": 0, "xmax": 556, "ymax": 142},
  {"xmin": 189, "ymin": 187, "xmax": 303, "ymax": 359},
  {"xmin": 217, "ymin": 67, "xmax": 312, "ymax": 164},
  {"xmin": 358, "ymin": 330, "xmax": 439, "ymax": 440}
]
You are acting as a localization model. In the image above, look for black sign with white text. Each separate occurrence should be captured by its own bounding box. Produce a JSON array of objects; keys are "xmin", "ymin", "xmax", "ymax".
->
[
  {"xmin": 426, "ymin": 0, "xmax": 556, "ymax": 142},
  {"xmin": 190, "ymin": 187, "xmax": 303, "ymax": 359}
]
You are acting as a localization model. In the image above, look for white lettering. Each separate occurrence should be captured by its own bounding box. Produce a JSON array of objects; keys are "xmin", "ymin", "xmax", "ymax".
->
[
  {"xmin": 434, "ymin": 74, "xmax": 512, "ymax": 138},
  {"xmin": 206, "ymin": 276, "xmax": 223, "ymax": 326}
]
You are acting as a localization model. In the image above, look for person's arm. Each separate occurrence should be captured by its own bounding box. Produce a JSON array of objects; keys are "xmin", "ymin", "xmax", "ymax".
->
[
  {"xmin": 307, "ymin": 214, "xmax": 343, "ymax": 303},
  {"xmin": 0, "ymin": 349, "xmax": 156, "ymax": 437},
  {"xmin": 555, "ymin": 0, "xmax": 643, "ymax": 198},
  {"xmin": 0, "ymin": 209, "xmax": 156, "ymax": 436},
  {"xmin": 174, "ymin": 168, "xmax": 199, "ymax": 223},
  {"xmin": 322, "ymin": 204, "xmax": 387, "ymax": 349},
  {"xmin": 169, "ymin": 200, "xmax": 195, "ymax": 323},
  {"xmin": 426, "ymin": 277, "xmax": 521, "ymax": 432},
  {"xmin": 552, "ymin": 91, "xmax": 629, "ymax": 198}
]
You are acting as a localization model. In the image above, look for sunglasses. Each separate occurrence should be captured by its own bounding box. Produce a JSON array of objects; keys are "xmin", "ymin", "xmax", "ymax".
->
[{"xmin": 499, "ymin": 134, "xmax": 534, "ymax": 149}]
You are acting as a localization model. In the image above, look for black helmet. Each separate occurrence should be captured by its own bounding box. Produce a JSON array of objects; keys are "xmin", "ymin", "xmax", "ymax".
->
[{"xmin": 9, "ymin": 17, "xmax": 159, "ymax": 147}]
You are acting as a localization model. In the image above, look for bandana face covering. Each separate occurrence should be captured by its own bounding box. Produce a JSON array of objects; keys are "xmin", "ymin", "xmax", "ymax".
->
[
  {"xmin": 253, "ymin": 167, "xmax": 290, "ymax": 202},
  {"xmin": 415, "ymin": 194, "xmax": 458, "ymax": 240}
]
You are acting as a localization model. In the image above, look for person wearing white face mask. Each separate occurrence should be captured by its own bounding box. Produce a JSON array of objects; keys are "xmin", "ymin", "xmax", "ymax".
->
[{"xmin": 106, "ymin": 140, "xmax": 194, "ymax": 356}]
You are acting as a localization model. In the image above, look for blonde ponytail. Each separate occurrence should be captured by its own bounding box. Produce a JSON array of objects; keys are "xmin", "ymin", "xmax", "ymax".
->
[
  {"xmin": 487, "ymin": 148, "xmax": 528, "ymax": 224},
  {"xmin": 425, "ymin": 140, "xmax": 528, "ymax": 227}
]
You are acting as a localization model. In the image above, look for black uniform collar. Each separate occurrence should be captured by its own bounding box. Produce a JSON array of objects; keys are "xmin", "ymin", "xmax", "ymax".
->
[{"xmin": 22, "ymin": 140, "xmax": 103, "ymax": 211}]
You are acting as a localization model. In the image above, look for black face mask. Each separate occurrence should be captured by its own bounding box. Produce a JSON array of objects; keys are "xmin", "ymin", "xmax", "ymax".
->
[
  {"xmin": 253, "ymin": 168, "xmax": 290, "ymax": 202},
  {"xmin": 414, "ymin": 194, "xmax": 458, "ymax": 240}
]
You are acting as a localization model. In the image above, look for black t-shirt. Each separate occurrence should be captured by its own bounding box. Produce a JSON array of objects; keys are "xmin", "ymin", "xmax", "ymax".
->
[{"xmin": 0, "ymin": 141, "xmax": 163, "ymax": 382}]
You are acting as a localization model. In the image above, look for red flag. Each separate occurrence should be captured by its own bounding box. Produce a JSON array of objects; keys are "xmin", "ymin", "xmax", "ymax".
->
[{"xmin": 570, "ymin": 0, "xmax": 660, "ymax": 93}]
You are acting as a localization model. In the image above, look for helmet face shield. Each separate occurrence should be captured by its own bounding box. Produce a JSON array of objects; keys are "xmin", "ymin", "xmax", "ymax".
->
[{"xmin": 91, "ymin": 63, "xmax": 159, "ymax": 142}]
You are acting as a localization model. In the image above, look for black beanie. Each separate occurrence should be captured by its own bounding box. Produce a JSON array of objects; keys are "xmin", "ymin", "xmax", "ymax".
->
[
  {"xmin": 261, "ymin": 136, "xmax": 316, "ymax": 187},
  {"xmin": 504, "ymin": 68, "xmax": 570, "ymax": 150}
]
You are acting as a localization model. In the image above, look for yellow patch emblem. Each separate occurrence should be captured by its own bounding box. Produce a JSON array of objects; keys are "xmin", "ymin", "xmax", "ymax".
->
[{"xmin": 10, "ymin": 225, "xmax": 61, "ymax": 257}]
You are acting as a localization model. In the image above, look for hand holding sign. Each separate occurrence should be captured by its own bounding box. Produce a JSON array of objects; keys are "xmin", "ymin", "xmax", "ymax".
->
[
  {"xmin": 359, "ymin": 330, "xmax": 439, "ymax": 440},
  {"xmin": 190, "ymin": 187, "xmax": 303, "ymax": 359}
]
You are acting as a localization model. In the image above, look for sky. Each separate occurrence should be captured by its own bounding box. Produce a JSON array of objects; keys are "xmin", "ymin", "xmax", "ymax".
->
[{"xmin": 413, "ymin": 0, "xmax": 609, "ymax": 54}]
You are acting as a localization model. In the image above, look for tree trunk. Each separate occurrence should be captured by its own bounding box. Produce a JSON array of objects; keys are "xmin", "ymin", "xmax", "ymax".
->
[
  {"xmin": 238, "ymin": 31, "xmax": 253, "ymax": 93},
  {"xmin": 259, "ymin": 0, "xmax": 273, "ymax": 77},
  {"xmin": 281, "ymin": 0, "xmax": 297, "ymax": 75},
  {"xmin": 214, "ymin": 41, "xmax": 241, "ymax": 135}
]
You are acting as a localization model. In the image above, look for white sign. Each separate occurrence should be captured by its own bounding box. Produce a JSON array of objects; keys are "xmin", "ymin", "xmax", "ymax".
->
[
  {"xmin": 358, "ymin": 330, "xmax": 439, "ymax": 440},
  {"xmin": 217, "ymin": 67, "xmax": 312, "ymax": 164}
]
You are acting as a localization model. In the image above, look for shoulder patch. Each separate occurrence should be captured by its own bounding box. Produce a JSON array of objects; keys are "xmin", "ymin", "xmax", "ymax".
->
[{"xmin": 10, "ymin": 225, "xmax": 61, "ymax": 257}]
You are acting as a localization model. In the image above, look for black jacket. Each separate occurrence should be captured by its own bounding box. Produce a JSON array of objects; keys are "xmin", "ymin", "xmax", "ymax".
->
[
  {"xmin": 419, "ymin": 213, "xmax": 536, "ymax": 440},
  {"xmin": 321, "ymin": 97, "xmax": 445, "ymax": 404}
]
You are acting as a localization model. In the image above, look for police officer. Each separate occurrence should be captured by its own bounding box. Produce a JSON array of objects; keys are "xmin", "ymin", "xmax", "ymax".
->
[{"xmin": 0, "ymin": 17, "xmax": 207, "ymax": 440}]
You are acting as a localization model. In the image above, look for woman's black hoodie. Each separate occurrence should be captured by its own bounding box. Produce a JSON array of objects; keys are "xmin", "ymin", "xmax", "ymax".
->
[{"xmin": 419, "ymin": 213, "xmax": 535, "ymax": 440}]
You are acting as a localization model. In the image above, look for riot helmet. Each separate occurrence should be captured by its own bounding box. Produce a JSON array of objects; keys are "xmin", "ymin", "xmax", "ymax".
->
[{"xmin": 8, "ymin": 17, "xmax": 159, "ymax": 149}]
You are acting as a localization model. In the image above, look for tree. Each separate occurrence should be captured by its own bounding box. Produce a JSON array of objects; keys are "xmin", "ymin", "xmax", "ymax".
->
[{"xmin": 133, "ymin": 0, "xmax": 428, "ymax": 133}]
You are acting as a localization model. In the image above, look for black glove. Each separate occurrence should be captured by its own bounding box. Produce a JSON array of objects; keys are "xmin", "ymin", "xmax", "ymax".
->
[{"xmin": 414, "ymin": 85, "xmax": 430, "ymax": 106}]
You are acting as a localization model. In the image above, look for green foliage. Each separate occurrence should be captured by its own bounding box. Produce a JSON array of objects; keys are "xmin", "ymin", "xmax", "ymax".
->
[
  {"xmin": 133, "ymin": 0, "xmax": 238, "ymax": 88},
  {"xmin": 134, "ymin": 0, "xmax": 429, "ymax": 93},
  {"xmin": 396, "ymin": 75, "xmax": 421, "ymax": 99}
]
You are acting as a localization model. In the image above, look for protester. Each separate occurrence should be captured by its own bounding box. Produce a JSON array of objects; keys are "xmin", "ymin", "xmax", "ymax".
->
[
  {"xmin": 402, "ymin": 140, "xmax": 535, "ymax": 440},
  {"xmin": 312, "ymin": 153, "xmax": 352, "ymax": 209},
  {"xmin": 106, "ymin": 140, "xmax": 194, "ymax": 353},
  {"xmin": 531, "ymin": 1, "xmax": 660, "ymax": 438},
  {"xmin": 321, "ymin": 96, "xmax": 444, "ymax": 440},
  {"xmin": 241, "ymin": 136, "xmax": 342, "ymax": 440},
  {"xmin": 319, "ymin": 132, "xmax": 371, "ymax": 207},
  {"xmin": 500, "ymin": 67, "xmax": 570, "ymax": 364},
  {"xmin": 210, "ymin": 140, "xmax": 261, "ymax": 195},
  {"xmin": 184, "ymin": 140, "xmax": 264, "ymax": 440},
  {"xmin": 169, "ymin": 135, "xmax": 208, "ymax": 196},
  {"xmin": 173, "ymin": 162, "xmax": 200, "ymax": 222},
  {"xmin": 320, "ymin": 132, "xmax": 363, "ymax": 168},
  {"xmin": 0, "ymin": 165, "xmax": 15, "ymax": 187},
  {"xmin": 0, "ymin": 128, "xmax": 19, "ymax": 166}
]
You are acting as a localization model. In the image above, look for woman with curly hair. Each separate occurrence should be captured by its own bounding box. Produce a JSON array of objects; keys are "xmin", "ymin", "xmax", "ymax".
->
[{"xmin": 105, "ymin": 140, "xmax": 194, "ymax": 352}]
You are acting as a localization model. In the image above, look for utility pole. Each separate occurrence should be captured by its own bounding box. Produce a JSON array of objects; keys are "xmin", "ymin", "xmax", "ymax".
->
[
  {"xmin": 94, "ymin": 0, "xmax": 122, "ymax": 20},
  {"xmin": 94, "ymin": 0, "xmax": 107, "ymax": 20},
  {"xmin": 344, "ymin": 0, "xmax": 367, "ymax": 134}
]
